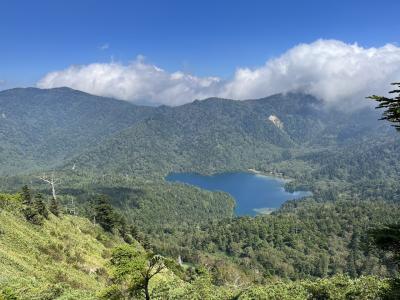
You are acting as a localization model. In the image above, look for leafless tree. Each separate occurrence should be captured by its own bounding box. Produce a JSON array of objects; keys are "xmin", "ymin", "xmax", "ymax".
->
[{"xmin": 38, "ymin": 172, "xmax": 60, "ymax": 200}]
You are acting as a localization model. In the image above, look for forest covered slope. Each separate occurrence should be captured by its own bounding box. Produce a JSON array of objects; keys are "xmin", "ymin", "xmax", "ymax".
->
[
  {"xmin": 0, "ymin": 88, "xmax": 155, "ymax": 174},
  {"xmin": 0, "ymin": 190, "xmax": 394, "ymax": 300},
  {"xmin": 1, "ymin": 87, "xmax": 397, "ymax": 178},
  {"xmin": 1, "ymin": 87, "xmax": 400, "ymax": 299}
]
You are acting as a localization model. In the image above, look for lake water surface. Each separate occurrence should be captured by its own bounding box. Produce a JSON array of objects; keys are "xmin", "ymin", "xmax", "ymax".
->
[{"xmin": 166, "ymin": 172, "xmax": 311, "ymax": 216}]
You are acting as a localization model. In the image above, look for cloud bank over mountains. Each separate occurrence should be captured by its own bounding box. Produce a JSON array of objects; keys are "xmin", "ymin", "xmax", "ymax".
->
[{"xmin": 37, "ymin": 40, "xmax": 400, "ymax": 107}]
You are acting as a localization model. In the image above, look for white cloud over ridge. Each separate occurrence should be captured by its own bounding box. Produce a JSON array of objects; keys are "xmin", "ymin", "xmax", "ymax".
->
[
  {"xmin": 38, "ymin": 57, "xmax": 221, "ymax": 106},
  {"xmin": 37, "ymin": 40, "xmax": 400, "ymax": 107}
]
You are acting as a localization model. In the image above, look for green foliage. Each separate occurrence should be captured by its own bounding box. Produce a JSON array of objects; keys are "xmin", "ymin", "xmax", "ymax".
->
[
  {"xmin": 0, "ymin": 170, "xmax": 234, "ymax": 234},
  {"xmin": 94, "ymin": 195, "xmax": 118, "ymax": 233},
  {"xmin": 34, "ymin": 193, "xmax": 49, "ymax": 219},
  {"xmin": 236, "ymin": 275, "xmax": 389, "ymax": 300},
  {"xmin": 173, "ymin": 272, "xmax": 234, "ymax": 300},
  {"xmin": 0, "ymin": 193, "xmax": 122, "ymax": 299},
  {"xmin": 21, "ymin": 185, "xmax": 32, "ymax": 206},
  {"xmin": 238, "ymin": 281, "xmax": 309, "ymax": 300},
  {"xmin": 0, "ymin": 288, "xmax": 17, "ymax": 300},
  {"xmin": 369, "ymin": 224, "xmax": 400, "ymax": 265},
  {"xmin": 368, "ymin": 82, "xmax": 400, "ymax": 131},
  {"xmin": 0, "ymin": 189, "xmax": 396, "ymax": 299},
  {"xmin": 103, "ymin": 245, "xmax": 167, "ymax": 300},
  {"xmin": 0, "ymin": 87, "xmax": 154, "ymax": 175},
  {"xmin": 20, "ymin": 188, "xmax": 50, "ymax": 225},
  {"xmin": 165, "ymin": 199, "xmax": 400, "ymax": 280},
  {"xmin": 1, "ymin": 88, "xmax": 400, "ymax": 298},
  {"xmin": 383, "ymin": 276, "xmax": 400, "ymax": 300},
  {"xmin": 100, "ymin": 255, "xmax": 390, "ymax": 300},
  {"xmin": 69, "ymin": 93, "xmax": 394, "ymax": 178},
  {"xmin": 49, "ymin": 196, "xmax": 61, "ymax": 217},
  {"xmin": 22, "ymin": 205, "xmax": 43, "ymax": 225},
  {"xmin": 303, "ymin": 274, "xmax": 389, "ymax": 300},
  {"xmin": 1, "ymin": 88, "xmax": 395, "ymax": 182},
  {"xmin": 0, "ymin": 193, "xmax": 21, "ymax": 211}
]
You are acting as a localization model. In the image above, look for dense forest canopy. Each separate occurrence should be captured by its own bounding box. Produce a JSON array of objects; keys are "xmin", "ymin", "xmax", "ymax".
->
[{"xmin": 0, "ymin": 87, "xmax": 399, "ymax": 299}]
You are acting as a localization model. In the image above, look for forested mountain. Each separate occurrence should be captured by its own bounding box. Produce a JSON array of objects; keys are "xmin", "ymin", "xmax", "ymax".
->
[
  {"xmin": 1, "ymin": 87, "xmax": 400, "ymax": 299},
  {"xmin": 68, "ymin": 93, "xmax": 397, "ymax": 177},
  {"xmin": 0, "ymin": 87, "xmax": 155, "ymax": 174},
  {"xmin": 1, "ymin": 87, "xmax": 396, "ymax": 178},
  {"xmin": 2, "ymin": 87, "xmax": 398, "ymax": 206}
]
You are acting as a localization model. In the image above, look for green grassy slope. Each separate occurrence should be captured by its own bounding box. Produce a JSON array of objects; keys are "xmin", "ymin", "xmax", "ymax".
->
[
  {"xmin": 0, "ymin": 192, "xmax": 394, "ymax": 300},
  {"xmin": 0, "ymin": 193, "xmax": 122, "ymax": 299}
]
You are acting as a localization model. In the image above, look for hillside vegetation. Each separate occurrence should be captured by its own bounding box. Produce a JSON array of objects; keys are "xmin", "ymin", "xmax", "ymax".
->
[
  {"xmin": 0, "ymin": 88, "xmax": 154, "ymax": 175},
  {"xmin": 0, "ymin": 193, "xmax": 121, "ymax": 299},
  {"xmin": 0, "ymin": 192, "xmax": 394, "ymax": 300},
  {"xmin": 1, "ymin": 88, "xmax": 397, "ymax": 179},
  {"xmin": 1, "ymin": 87, "xmax": 400, "ymax": 299}
]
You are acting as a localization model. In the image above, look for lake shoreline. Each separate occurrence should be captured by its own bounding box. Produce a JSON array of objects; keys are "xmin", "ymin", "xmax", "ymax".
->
[
  {"xmin": 247, "ymin": 168, "xmax": 292, "ymax": 182},
  {"xmin": 166, "ymin": 171, "xmax": 311, "ymax": 216}
]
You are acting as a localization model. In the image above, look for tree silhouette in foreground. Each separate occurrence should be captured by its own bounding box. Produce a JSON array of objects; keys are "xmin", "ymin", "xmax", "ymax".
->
[
  {"xmin": 368, "ymin": 82, "xmax": 400, "ymax": 131},
  {"xmin": 368, "ymin": 83, "xmax": 400, "ymax": 299},
  {"xmin": 368, "ymin": 82, "xmax": 400, "ymax": 255},
  {"xmin": 102, "ymin": 245, "xmax": 166, "ymax": 300}
]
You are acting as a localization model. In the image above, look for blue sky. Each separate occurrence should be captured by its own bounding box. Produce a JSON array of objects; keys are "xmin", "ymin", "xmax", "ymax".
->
[{"xmin": 1, "ymin": 0, "xmax": 400, "ymax": 106}]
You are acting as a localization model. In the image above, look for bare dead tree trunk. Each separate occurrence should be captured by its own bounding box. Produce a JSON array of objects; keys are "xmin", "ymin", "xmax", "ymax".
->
[{"xmin": 38, "ymin": 172, "xmax": 60, "ymax": 200}]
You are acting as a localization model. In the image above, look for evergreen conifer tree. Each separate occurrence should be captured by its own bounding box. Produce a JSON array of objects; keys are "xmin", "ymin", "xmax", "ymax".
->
[
  {"xmin": 94, "ymin": 195, "xmax": 116, "ymax": 232},
  {"xmin": 49, "ymin": 196, "xmax": 61, "ymax": 217},
  {"xmin": 368, "ymin": 82, "xmax": 400, "ymax": 131},
  {"xmin": 21, "ymin": 185, "xmax": 32, "ymax": 206},
  {"xmin": 34, "ymin": 193, "xmax": 49, "ymax": 219},
  {"xmin": 21, "ymin": 186, "xmax": 43, "ymax": 225}
]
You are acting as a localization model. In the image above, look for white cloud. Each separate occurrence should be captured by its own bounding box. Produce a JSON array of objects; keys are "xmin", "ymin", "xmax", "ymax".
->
[
  {"xmin": 37, "ymin": 56, "xmax": 221, "ymax": 106},
  {"xmin": 221, "ymin": 39, "xmax": 400, "ymax": 108},
  {"xmin": 37, "ymin": 40, "xmax": 400, "ymax": 107}
]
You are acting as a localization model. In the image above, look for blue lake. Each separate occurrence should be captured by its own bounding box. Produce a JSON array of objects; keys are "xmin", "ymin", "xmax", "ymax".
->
[{"xmin": 166, "ymin": 171, "xmax": 311, "ymax": 216}]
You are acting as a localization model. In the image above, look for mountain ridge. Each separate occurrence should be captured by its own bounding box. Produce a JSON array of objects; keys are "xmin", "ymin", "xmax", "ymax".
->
[{"xmin": 0, "ymin": 87, "xmax": 395, "ymax": 177}]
